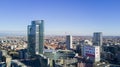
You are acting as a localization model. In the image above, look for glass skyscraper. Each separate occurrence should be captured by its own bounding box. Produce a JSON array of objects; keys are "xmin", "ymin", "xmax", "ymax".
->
[
  {"xmin": 66, "ymin": 35, "xmax": 73, "ymax": 50},
  {"xmin": 27, "ymin": 20, "xmax": 44, "ymax": 56},
  {"xmin": 93, "ymin": 32, "xmax": 102, "ymax": 46}
]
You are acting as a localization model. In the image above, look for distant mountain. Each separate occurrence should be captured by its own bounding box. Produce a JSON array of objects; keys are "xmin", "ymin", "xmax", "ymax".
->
[{"xmin": 0, "ymin": 32, "xmax": 26, "ymax": 37}]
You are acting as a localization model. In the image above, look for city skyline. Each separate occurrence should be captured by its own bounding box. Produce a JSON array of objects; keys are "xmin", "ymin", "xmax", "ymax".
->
[{"xmin": 0, "ymin": 0, "xmax": 120, "ymax": 35}]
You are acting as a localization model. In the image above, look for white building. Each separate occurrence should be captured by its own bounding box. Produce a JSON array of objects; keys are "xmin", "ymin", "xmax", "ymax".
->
[
  {"xmin": 82, "ymin": 40, "xmax": 93, "ymax": 45},
  {"xmin": 82, "ymin": 45, "xmax": 100, "ymax": 62}
]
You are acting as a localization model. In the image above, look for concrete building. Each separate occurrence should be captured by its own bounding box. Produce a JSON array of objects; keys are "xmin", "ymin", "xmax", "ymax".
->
[
  {"xmin": 79, "ymin": 40, "xmax": 92, "ymax": 46},
  {"xmin": 93, "ymin": 32, "xmax": 102, "ymax": 46},
  {"xmin": 27, "ymin": 20, "xmax": 44, "ymax": 56},
  {"xmin": 3, "ymin": 55, "xmax": 12, "ymax": 67},
  {"xmin": 1, "ymin": 50, "xmax": 7, "ymax": 56},
  {"xmin": 66, "ymin": 35, "xmax": 73, "ymax": 50},
  {"xmin": 82, "ymin": 45, "xmax": 100, "ymax": 62}
]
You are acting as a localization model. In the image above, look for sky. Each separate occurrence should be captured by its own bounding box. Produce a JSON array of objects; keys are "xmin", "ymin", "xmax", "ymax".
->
[{"xmin": 0, "ymin": 0, "xmax": 120, "ymax": 36}]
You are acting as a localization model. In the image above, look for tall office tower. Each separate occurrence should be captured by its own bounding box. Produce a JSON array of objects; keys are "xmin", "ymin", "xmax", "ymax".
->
[
  {"xmin": 27, "ymin": 20, "xmax": 44, "ymax": 56},
  {"xmin": 66, "ymin": 35, "xmax": 73, "ymax": 50},
  {"xmin": 93, "ymin": 32, "xmax": 102, "ymax": 46}
]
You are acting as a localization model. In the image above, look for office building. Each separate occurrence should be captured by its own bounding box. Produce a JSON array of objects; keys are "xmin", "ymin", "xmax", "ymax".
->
[
  {"xmin": 0, "ymin": 51, "xmax": 2, "ymax": 62},
  {"xmin": 82, "ymin": 45, "xmax": 100, "ymax": 62},
  {"xmin": 18, "ymin": 49, "xmax": 27, "ymax": 59},
  {"xmin": 93, "ymin": 32, "xmax": 102, "ymax": 46},
  {"xmin": 66, "ymin": 35, "xmax": 73, "ymax": 50},
  {"xmin": 27, "ymin": 20, "xmax": 44, "ymax": 56}
]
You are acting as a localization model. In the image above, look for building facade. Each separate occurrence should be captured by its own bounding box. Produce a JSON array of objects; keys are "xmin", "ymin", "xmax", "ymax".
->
[
  {"xmin": 66, "ymin": 35, "xmax": 73, "ymax": 50},
  {"xmin": 82, "ymin": 45, "xmax": 100, "ymax": 62},
  {"xmin": 93, "ymin": 32, "xmax": 102, "ymax": 46},
  {"xmin": 27, "ymin": 20, "xmax": 44, "ymax": 56}
]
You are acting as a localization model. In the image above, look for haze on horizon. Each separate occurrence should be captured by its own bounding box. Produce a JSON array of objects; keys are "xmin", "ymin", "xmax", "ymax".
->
[{"xmin": 0, "ymin": 0, "xmax": 120, "ymax": 36}]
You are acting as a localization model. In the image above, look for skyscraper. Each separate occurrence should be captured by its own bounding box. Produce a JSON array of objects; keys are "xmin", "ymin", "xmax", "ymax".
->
[
  {"xmin": 66, "ymin": 35, "xmax": 73, "ymax": 50},
  {"xmin": 93, "ymin": 32, "xmax": 102, "ymax": 46},
  {"xmin": 27, "ymin": 20, "xmax": 44, "ymax": 56}
]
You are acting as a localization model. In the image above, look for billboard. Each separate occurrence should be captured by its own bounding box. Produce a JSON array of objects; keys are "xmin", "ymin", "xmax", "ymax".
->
[{"xmin": 84, "ymin": 45, "xmax": 95, "ymax": 57}]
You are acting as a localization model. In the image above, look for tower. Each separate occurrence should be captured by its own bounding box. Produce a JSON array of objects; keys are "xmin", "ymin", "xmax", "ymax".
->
[
  {"xmin": 93, "ymin": 32, "xmax": 102, "ymax": 46},
  {"xmin": 27, "ymin": 20, "xmax": 44, "ymax": 56},
  {"xmin": 66, "ymin": 35, "xmax": 73, "ymax": 50}
]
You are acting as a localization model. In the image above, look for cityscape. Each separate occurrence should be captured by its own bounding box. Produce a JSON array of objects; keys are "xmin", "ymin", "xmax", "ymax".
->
[
  {"xmin": 0, "ymin": 20, "xmax": 120, "ymax": 67},
  {"xmin": 0, "ymin": 0, "xmax": 120, "ymax": 67}
]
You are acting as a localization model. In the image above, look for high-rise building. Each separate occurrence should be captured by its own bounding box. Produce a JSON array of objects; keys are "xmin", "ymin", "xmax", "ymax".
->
[
  {"xmin": 27, "ymin": 20, "xmax": 44, "ymax": 56},
  {"xmin": 66, "ymin": 35, "xmax": 73, "ymax": 50},
  {"xmin": 93, "ymin": 32, "xmax": 102, "ymax": 46}
]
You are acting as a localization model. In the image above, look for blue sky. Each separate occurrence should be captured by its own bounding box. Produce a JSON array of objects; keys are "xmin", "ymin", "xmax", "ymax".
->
[{"xmin": 0, "ymin": 0, "xmax": 120, "ymax": 36}]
